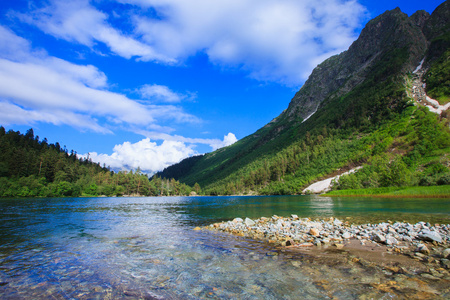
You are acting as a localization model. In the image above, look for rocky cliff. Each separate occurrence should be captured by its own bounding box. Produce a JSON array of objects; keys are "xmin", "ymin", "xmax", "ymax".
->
[{"xmin": 284, "ymin": 6, "xmax": 440, "ymax": 123}]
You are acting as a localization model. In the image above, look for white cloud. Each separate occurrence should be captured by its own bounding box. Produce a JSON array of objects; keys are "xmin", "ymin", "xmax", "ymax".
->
[
  {"xmin": 21, "ymin": 0, "xmax": 366, "ymax": 85},
  {"xmin": 0, "ymin": 101, "xmax": 112, "ymax": 133},
  {"xmin": 0, "ymin": 25, "xmax": 199, "ymax": 132},
  {"xmin": 209, "ymin": 133, "xmax": 238, "ymax": 150},
  {"xmin": 0, "ymin": 26, "xmax": 33, "ymax": 61},
  {"xmin": 18, "ymin": 0, "xmax": 175, "ymax": 63},
  {"xmin": 83, "ymin": 138, "xmax": 196, "ymax": 174},
  {"xmin": 84, "ymin": 132, "xmax": 238, "ymax": 174},
  {"xmin": 137, "ymin": 131, "xmax": 238, "ymax": 151},
  {"xmin": 139, "ymin": 84, "xmax": 183, "ymax": 103}
]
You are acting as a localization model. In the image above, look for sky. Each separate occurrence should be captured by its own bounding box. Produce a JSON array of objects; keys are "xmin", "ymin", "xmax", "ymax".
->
[{"xmin": 0, "ymin": 0, "xmax": 445, "ymax": 175}]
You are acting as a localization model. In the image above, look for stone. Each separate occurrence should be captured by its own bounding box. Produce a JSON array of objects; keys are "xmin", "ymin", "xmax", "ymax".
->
[
  {"xmin": 333, "ymin": 219, "xmax": 343, "ymax": 226},
  {"xmin": 418, "ymin": 230, "xmax": 442, "ymax": 243},
  {"xmin": 441, "ymin": 258, "xmax": 450, "ymax": 269},
  {"xmin": 309, "ymin": 227, "xmax": 320, "ymax": 236},
  {"xmin": 233, "ymin": 218, "xmax": 243, "ymax": 223},
  {"xmin": 373, "ymin": 233, "xmax": 386, "ymax": 243},
  {"xmin": 420, "ymin": 273, "xmax": 439, "ymax": 280},
  {"xmin": 415, "ymin": 244, "xmax": 430, "ymax": 255},
  {"xmin": 388, "ymin": 227, "xmax": 397, "ymax": 234},
  {"xmin": 334, "ymin": 243, "xmax": 344, "ymax": 249},
  {"xmin": 442, "ymin": 248, "xmax": 450, "ymax": 259},
  {"xmin": 291, "ymin": 261, "xmax": 301, "ymax": 267},
  {"xmin": 244, "ymin": 217, "xmax": 256, "ymax": 226},
  {"xmin": 385, "ymin": 234, "xmax": 398, "ymax": 245},
  {"xmin": 342, "ymin": 232, "xmax": 351, "ymax": 239},
  {"xmin": 414, "ymin": 252, "xmax": 426, "ymax": 258},
  {"xmin": 291, "ymin": 214, "xmax": 299, "ymax": 220},
  {"xmin": 193, "ymin": 227, "xmax": 202, "ymax": 231}
]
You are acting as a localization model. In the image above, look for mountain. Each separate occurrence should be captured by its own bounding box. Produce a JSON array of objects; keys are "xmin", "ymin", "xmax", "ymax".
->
[{"xmin": 158, "ymin": 1, "xmax": 450, "ymax": 195}]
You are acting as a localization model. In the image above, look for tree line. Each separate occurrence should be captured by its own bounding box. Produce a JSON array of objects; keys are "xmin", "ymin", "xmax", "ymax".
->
[{"xmin": 0, "ymin": 127, "xmax": 197, "ymax": 198}]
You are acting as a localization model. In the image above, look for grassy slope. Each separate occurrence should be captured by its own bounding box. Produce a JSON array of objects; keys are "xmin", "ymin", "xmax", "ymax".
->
[
  {"xmin": 323, "ymin": 185, "xmax": 450, "ymax": 198},
  {"xmin": 164, "ymin": 46, "xmax": 413, "ymax": 188}
]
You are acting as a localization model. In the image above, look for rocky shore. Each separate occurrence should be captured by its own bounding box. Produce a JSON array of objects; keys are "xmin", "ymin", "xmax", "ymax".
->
[{"xmin": 204, "ymin": 215, "xmax": 450, "ymax": 275}]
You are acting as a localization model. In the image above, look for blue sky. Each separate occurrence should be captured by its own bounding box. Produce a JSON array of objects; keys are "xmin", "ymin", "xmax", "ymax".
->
[{"xmin": 0, "ymin": 0, "xmax": 444, "ymax": 174}]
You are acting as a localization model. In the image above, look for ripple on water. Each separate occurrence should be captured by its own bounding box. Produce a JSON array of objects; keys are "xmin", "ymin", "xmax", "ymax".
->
[{"xmin": 0, "ymin": 196, "xmax": 449, "ymax": 299}]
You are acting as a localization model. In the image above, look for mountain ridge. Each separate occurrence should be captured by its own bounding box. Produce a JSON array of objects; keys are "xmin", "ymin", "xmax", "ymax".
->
[{"xmin": 157, "ymin": 1, "xmax": 450, "ymax": 195}]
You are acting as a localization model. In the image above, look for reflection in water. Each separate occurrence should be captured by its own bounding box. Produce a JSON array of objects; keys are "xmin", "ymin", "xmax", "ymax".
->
[
  {"xmin": 307, "ymin": 196, "xmax": 335, "ymax": 216},
  {"xmin": 0, "ymin": 195, "xmax": 449, "ymax": 299}
]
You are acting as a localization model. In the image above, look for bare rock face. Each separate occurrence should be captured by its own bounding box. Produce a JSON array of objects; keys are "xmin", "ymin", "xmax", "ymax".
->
[
  {"xmin": 282, "ymin": 1, "xmax": 450, "ymax": 124},
  {"xmin": 283, "ymin": 7, "xmax": 431, "ymax": 123}
]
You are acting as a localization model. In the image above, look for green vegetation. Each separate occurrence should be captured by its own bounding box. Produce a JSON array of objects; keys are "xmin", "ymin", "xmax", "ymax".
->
[
  {"xmin": 324, "ymin": 185, "xmax": 450, "ymax": 198},
  {"xmin": 196, "ymin": 105, "xmax": 450, "ymax": 196},
  {"xmin": 159, "ymin": 44, "xmax": 450, "ymax": 196},
  {"xmin": 5, "ymin": 5, "xmax": 450, "ymax": 198},
  {"xmin": 425, "ymin": 49, "xmax": 450, "ymax": 104},
  {"xmin": 0, "ymin": 127, "xmax": 194, "ymax": 198}
]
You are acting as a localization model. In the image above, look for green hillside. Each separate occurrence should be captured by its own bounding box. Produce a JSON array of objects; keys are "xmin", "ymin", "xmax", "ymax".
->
[
  {"xmin": 158, "ymin": 2, "xmax": 450, "ymax": 195},
  {"xmin": 0, "ymin": 127, "xmax": 193, "ymax": 197}
]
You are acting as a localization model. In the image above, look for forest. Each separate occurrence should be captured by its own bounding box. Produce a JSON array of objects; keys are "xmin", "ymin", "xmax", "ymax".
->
[
  {"xmin": 198, "ymin": 106, "xmax": 450, "ymax": 196},
  {"xmin": 0, "ymin": 127, "xmax": 196, "ymax": 197}
]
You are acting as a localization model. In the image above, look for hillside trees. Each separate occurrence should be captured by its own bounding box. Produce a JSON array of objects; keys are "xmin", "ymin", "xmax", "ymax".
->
[
  {"xmin": 0, "ymin": 127, "xmax": 194, "ymax": 198},
  {"xmin": 199, "ymin": 105, "xmax": 450, "ymax": 196}
]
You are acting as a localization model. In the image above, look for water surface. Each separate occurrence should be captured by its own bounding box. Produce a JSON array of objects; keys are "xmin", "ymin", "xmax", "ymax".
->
[{"xmin": 0, "ymin": 195, "xmax": 449, "ymax": 299}]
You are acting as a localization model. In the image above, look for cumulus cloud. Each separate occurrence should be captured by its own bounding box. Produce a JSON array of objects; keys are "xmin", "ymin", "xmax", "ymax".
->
[
  {"xmin": 137, "ymin": 131, "xmax": 238, "ymax": 151},
  {"xmin": 0, "ymin": 25, "xmax": 198, "ymax": 132},
  {"xmin": 84, "ymin": 132, "xmax": 238, "ymax": 174},
  {"xmin": 21, "ymin": 0, "xmax": 366, "ymax": 84},
  {"xmin": 84, "ymin": 138, "xmax": 196, "ymax": 174},
  {"xmin": 209, "ymin": 133, "xmax": 238, "ymax": 150}
]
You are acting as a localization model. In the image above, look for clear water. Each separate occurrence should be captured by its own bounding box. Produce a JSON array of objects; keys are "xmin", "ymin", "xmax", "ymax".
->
[{"xmin": 0, "ymin": 195, "xmax": 449, "ymax": 299}]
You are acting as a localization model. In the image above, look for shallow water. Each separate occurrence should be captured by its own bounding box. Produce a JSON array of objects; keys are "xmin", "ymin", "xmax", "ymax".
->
[{"xmin": 0, "ymin": 195, "xmax": 449, "ymax": 299}]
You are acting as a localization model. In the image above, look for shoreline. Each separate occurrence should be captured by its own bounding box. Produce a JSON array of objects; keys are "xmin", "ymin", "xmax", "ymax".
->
[
  {"xmin": 203, "ymin": 215, "xmax": 450, "ymax": 278},
  {"xmin": 321, "ymin": 194, "xmax": 450, "ymax": 198},
  {"xmin": 204, "ymin": 215, "xmax": 450, "ymax": 248}
]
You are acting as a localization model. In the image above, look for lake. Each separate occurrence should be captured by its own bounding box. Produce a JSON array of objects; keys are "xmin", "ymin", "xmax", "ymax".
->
[{"xmin": 0, "ymin": 195, "xmax": 449, "ymax": 299}]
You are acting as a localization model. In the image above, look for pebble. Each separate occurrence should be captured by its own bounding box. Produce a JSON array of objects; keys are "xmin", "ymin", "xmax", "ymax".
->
[
  {"xmin": 310, "ymin": 228, "xmax": 320, "ymax": 236},
  {"xmin": 415, "ymin": 244, "xmax": 430, "ymax": 255},
  {"xmin": 419, "ymin": 230, "xmax": 443, "ymax": 243},
  {"xmin": 334, "ymin": 244, "xmax": 344, "ymax": 249},
  {"xmin": 342, "ymin": 232, "xmax": 351, "ymax": 239},
  {"xmin": 244, "ymin": 218, "xmax": 256, "ymax": 226},
  {"xmin": 206, "ymin": 216, "xmax": 450, "ymax": 257},
  {"xmin": 442, "ymin": 248, "xmax": 450, "ymax": 259}
]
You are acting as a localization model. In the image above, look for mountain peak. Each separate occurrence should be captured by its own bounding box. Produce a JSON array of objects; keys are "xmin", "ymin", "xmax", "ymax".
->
[{"xmin": 284, "ymin": 6, "xmax": 428, "ymax": 123}]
